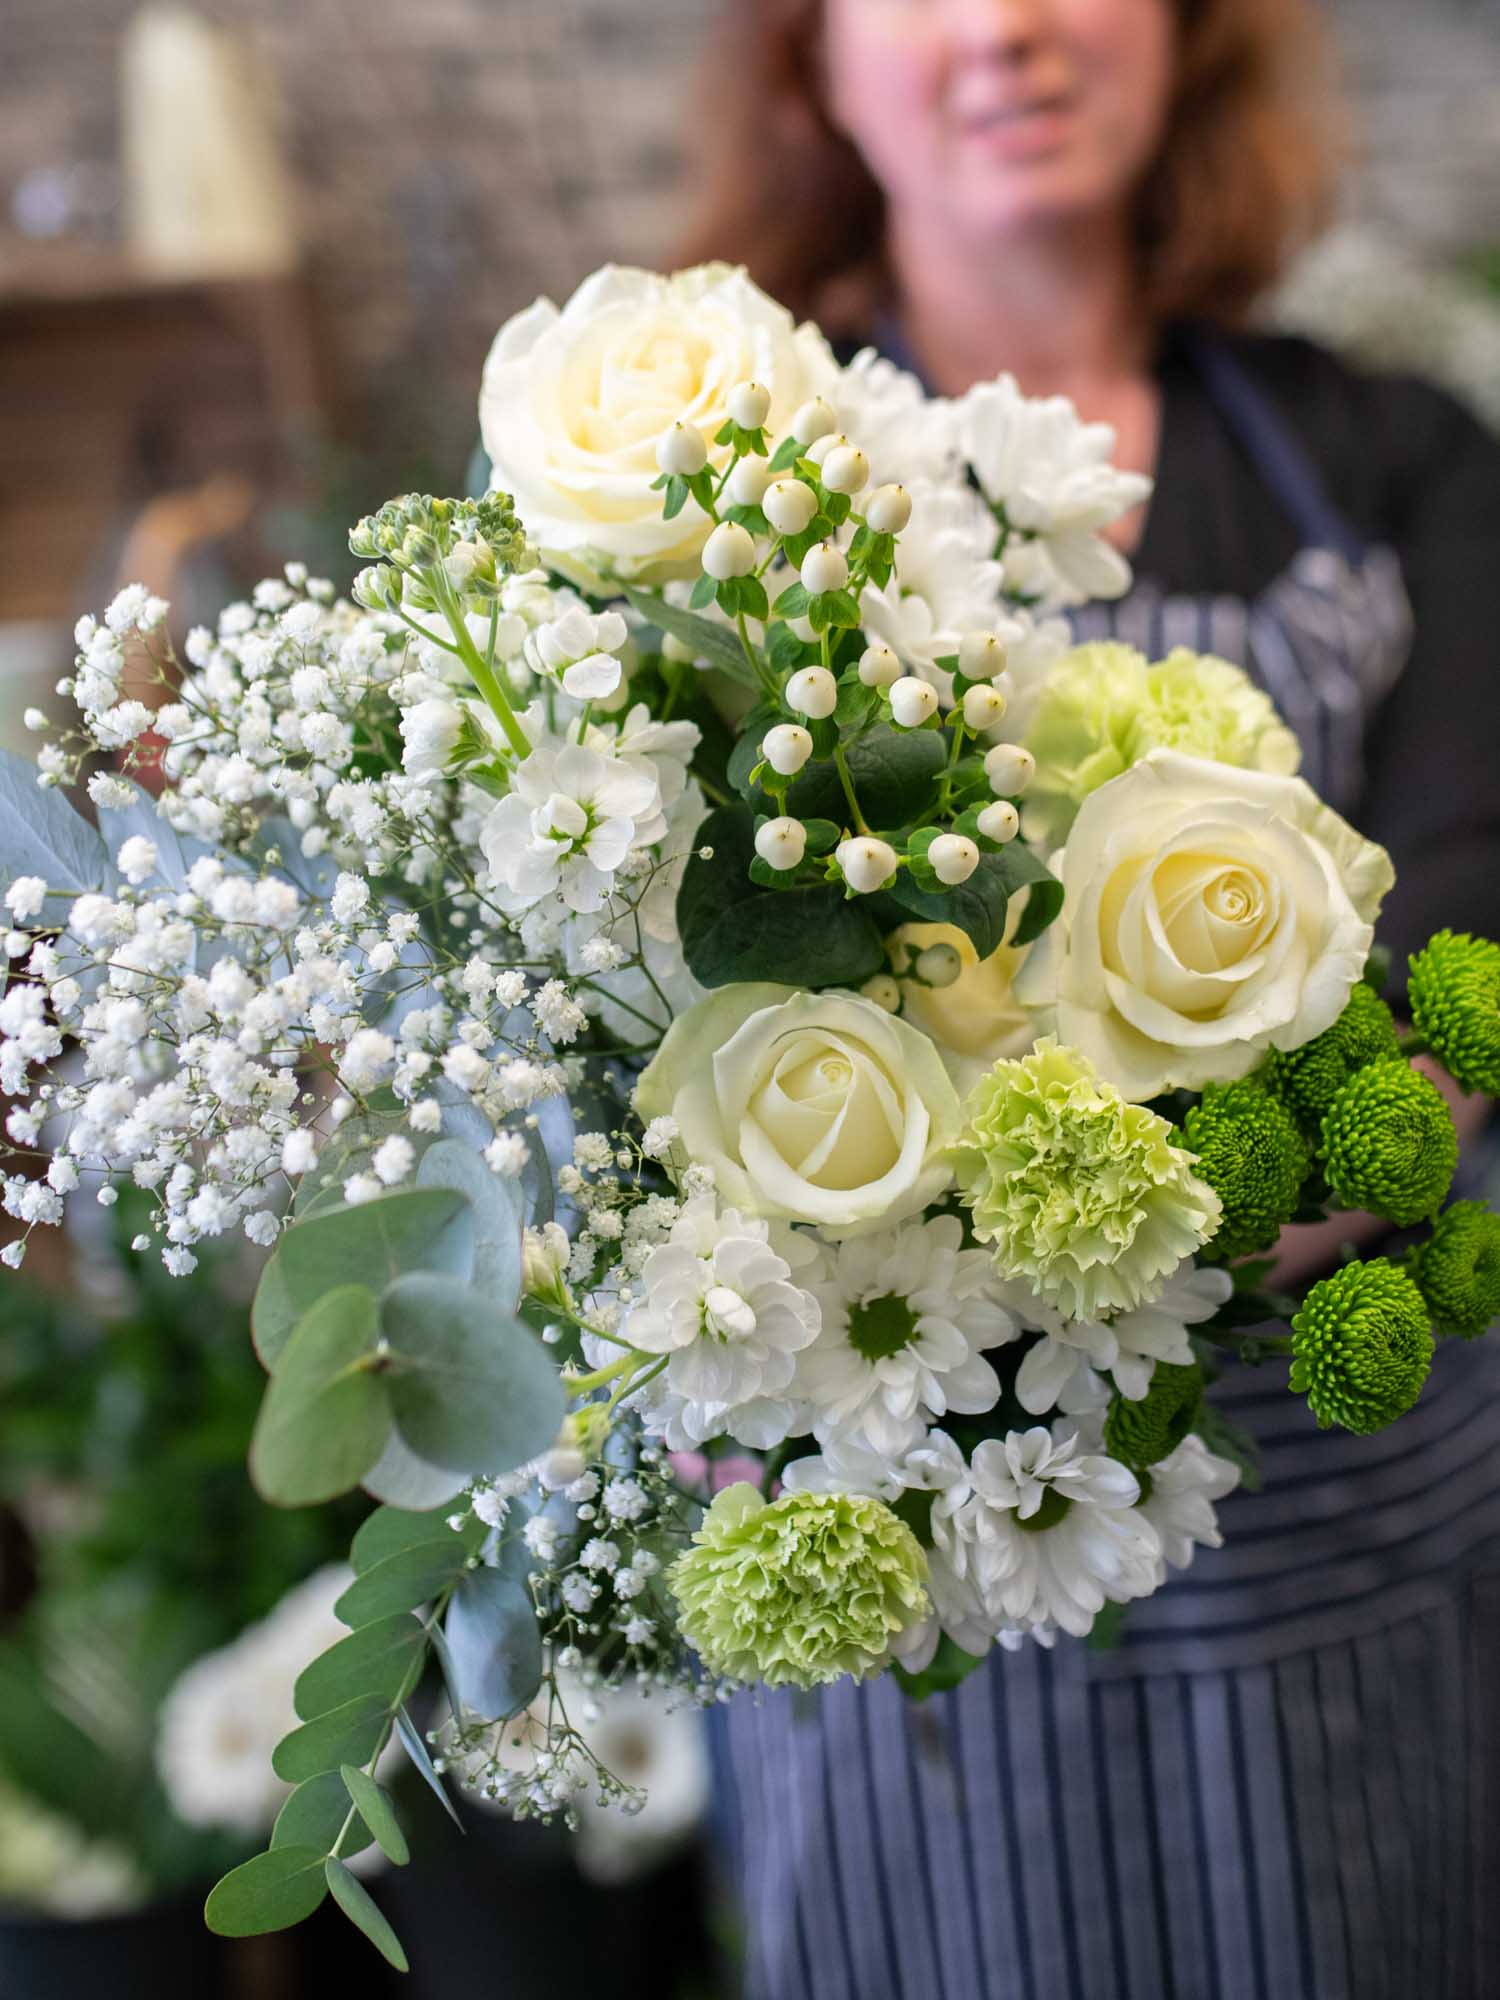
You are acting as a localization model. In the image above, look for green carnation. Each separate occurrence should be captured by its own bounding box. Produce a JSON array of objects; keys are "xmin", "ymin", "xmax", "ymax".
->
[
  {"xmin": 1180, "ymin": 1080, "xmax": 1312, "ymax": 1260},
  {"xmin": 1289, "ymin": 1257, "xmax": 1434, "ymax": 1433},
  {"xmin": 1320, "ymin": 1059, "xmax": 1457, "ymax": 1226},
  {"xmin": 953, "ymin": 1039, "xmax": 1221, "ymax": 1321},
  {"xmin": 1134, "ymin": 649, "xmax": 1301, "ymax": 775},
  {"xmin": 1262, "ymin": 981, "xmax": 1402, "ymax": 1134},
  {"xmin": 1104, "ymin": 1360, "xmax": 1204, "ymax": 1472},
  {"xmin": 1408, "ymin": 930, "xmax": 1500, "ymax": 1096},
  {"xmin": 1407, "ymin": 1200, "xmax": 1500, "ymax": 1338},
  {"xmin": 668, "ymin": 1484, "xmax": 929, "ymax": 1689}
]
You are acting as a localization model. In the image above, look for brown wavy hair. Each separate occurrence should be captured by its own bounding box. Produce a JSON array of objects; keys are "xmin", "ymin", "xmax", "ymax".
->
[{"xmin": 676, "ymin": 0, "xmax": 1341, "ymax": 333}]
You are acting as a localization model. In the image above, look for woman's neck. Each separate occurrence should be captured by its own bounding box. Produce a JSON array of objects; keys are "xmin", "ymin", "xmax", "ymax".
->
[{"xmin": 887, "ymin": 206, "xmax": 1154, "ymax": 403}]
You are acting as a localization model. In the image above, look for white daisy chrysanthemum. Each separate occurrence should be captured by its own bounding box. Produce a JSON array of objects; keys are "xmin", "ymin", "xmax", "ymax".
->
[
  {"xmin": 858, "ymin": 481, "xmax": 1015, "ymax": 701},
  {"xmin": 1138, "ymin": 1431, "xmax": 1242, "ymax": 1574},
  {"xmin": 1007, "ymin": 1261, "xmax": 1234, "ymax": 1416},
  {"xmin": 795, "ymin": 1217, "xmax": 1017, "ymax": 1459},
  {"xmin": 831, "ymin": 348, "xmax": 961, "ymax": 488}
]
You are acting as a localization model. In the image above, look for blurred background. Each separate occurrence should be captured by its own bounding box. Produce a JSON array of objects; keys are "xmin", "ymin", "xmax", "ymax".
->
[{"xmin": 1, "ymin": 0, "xmax": 1498, "ymax": 1993}]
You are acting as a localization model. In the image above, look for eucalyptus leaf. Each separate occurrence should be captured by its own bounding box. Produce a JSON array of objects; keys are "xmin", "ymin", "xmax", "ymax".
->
[
  {"xmin": 97, "ymin": 779, "xmax": 208, "ymax": 892},
  {"xmin": 380, "ymin": 1273, "xmax": 566, "ymax": 1476},
  {"xmin": 416, "ymin": 1139, "xmax": 523, "ymax": 1309},
  {"xmin": 0, "ymin": 748, "xmax": 115, "ymax": 914},
  {"xmin": 293, "ymin": 1613, "xmax": 426, "ymax": 1720},
  {"xmin": 352, "ymin": 1502, "xmax": 483, "ymax": 1575},
  {"xmin": 361, "ymin": 1426, "xmax": 471, "ymax": 1510},
  {"xmin": 204, "ymin": 1846, "xmax": 328, "ymax": 1936},
  {"xmin": 324, "ymin": 1855, "xmax": 410, "ymax": 1972},
  {"xmin": 249, "ymin": 1286, "xmax": 390, "ymax": 1507},
  {"xmin": 272, "ymin": 1691, "xmax": 390, "ymax": 1785},
  {"xmin": 249, "ymin": 815, "xmax": 339, "ymax": 901},
  {"xmin": 340, "ymin": 1766, "xmax": 410, "ymax": 1867},
  {"xmin": 271, "ymin": 1773, "xmax": 373, "ymax": 1859},
  {"xmin": 620, "ymin": 584, "xmax": 760, "ymax": 688},
  {"xmin": 334, "ymin": 1540, "xmax": 470, "ymax": 1626},
  {"xmin": 444, "ymin": 1566, "xmax": 543, "ymax": 1719},
  {"xmin": 396, "ymin": 1704, "xmax": 465, "ymax": 1832}
]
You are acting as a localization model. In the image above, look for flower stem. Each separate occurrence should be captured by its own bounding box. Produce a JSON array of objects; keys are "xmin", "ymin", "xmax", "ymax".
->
[
  {"xmin": 435, "ymin": 577, "xmax": 531, "ymax": 760},
  {"xmin": 833, "ymin": 743, "xmax": 870, "ymax": 836}
]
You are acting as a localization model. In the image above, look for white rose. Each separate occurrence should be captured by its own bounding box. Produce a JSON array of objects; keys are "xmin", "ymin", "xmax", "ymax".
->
[
  {"xmin": 1014, "ymin": 749, "xmax": 1394, "ymax": 1100},
  {"xmin": 479, "ymin": 263, "xmax": 837, "ymax": 582},
  {"xmin": 634, "ymin": 983, "xmax": 961, "ymax": 1235}
]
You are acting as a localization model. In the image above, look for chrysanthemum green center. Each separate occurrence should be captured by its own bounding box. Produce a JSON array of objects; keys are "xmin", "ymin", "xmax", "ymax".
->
[{"xmin": 847, "ymin": 1292, "xmax": 920, "ymax": 1362}]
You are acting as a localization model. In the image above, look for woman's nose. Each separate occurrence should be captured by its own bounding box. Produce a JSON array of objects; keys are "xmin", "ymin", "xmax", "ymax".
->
[{"xmin": 941, "ymin": 0, "xmax": 1051, "ymax": 55}]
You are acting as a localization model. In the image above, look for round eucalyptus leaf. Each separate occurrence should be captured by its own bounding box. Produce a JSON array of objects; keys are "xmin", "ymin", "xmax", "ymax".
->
[
  {"xmin": 416, "ymin": 1139, "xmax": 523, "ymax": 1310},
  {"xmin": 249, "ymin": 1286, "xmax": 389, "ymax": 1507},
  {"xmin": 444, "ymin": 1565, "xmax": 543, "ymax": 1720},
  {"xmin": 204, "ymin": 1845, "xmax": 328, "ymax": 1936}
]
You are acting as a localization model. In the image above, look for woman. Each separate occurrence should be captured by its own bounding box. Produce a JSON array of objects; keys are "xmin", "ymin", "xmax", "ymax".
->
[{"xmin": 681, "ymin": 4, "xmax": 1500, "ymax": 1996}]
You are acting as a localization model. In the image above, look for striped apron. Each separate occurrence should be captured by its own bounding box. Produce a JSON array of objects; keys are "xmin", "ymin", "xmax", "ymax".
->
[{"xmin": 715, "ymin": 333, "xmax": 1500, "ymax": 2000}]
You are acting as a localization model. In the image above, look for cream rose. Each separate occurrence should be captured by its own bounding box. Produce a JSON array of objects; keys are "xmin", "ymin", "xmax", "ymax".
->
[
  {"xmin": 887, "ymin": 917, "xmax": 1035, "ymax": 1092},
  {"xmin": 635, "ymin": 984, "xmax": 961, "ymax": 1235},
  {"xmin": 479, "ymin": 264, "xmax": 837, "ymax": 581},
  {"xmin": 1014, "ymin": 749, "xmax": 1394, "ymax": 1101}
]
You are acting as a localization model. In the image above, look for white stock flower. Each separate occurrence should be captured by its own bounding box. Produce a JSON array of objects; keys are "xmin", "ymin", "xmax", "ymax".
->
[
  {"xmin": 858, "ymin": 481, "xmax": 1013, "ymax": 701},
  {"xmin": 627, "ymin": 1194, "xmax": 820, "ymax": 1449},
  {"xmin": 1014, "ymin": 750, "xmax": 1395, "ymax": 1100},
  {"xmin": 957, "ymin": 375, "xmax": 1152, "ymax": 610},
  {"xmin": 635, "ymin": 984, "xmax": 962, "ymax": 1236},
  {"xmin": 1009, "ymin": 1262, "xmax": 1233, "ymax": 1415},
  {"xmin": 479, "ymin": 263, "xmax": 837, "ymax": 581},
  {"xmin": 480, "ymin": 741, "xmax": 660, "ymax": 916},
  {"xmin": 795, "ymin": 1217, "xmax": 1016, "ymax": 1457},
  {"xmin": 529, "ymin": 605, "xmax": 630, "ymax": 700},
  {"xmin": 399, "ymin": 696, "xmax": 466, "ymax": 778}
]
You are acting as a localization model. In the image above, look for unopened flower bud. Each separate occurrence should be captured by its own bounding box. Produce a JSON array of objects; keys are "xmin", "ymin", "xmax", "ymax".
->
[
  {"xmin": 962, "ymin": 684, "xmax": 1008, "ymax": 731},
  {"xmin": 804, "ymin": 431, "xmax": 840, "ymax": 469},
  {"xmin": 702, "ymin": 521, "xmax": 757, "ymax": 580},
  {"xmin": 822, "ymin": 443, "xmax": 870, "ymax": 495},
  {"xmin": 728, "ymin": 381, "xmax": 773, "ymax": 430},
  {"xmin": 657, "ymin": 422, "xmax": 709, "ymax": 477},
  {"xmin": 785, "ymin": 666, "xmax": 838, "ymax": 720},
  {"xmin": 801, "ymin": 543, "xmax": 849, "ymax": 596},
  {"xmin": 889, "ymin": 677, "xmax": 939, "ymax": 728},
  {"xmin": 763, "ymin": 723, "xmax": 814, "ymax": 775},
  {"xmin": 837, "ymin": 837, "xmax": 899, "ymax": 894},
  {"xmin": 983, "ymin": 743, "xmax": 1036, "ymax": 796},
  {"xmin": 928, "ymin": 834, "xmax": 980, "ymax": 885},
  {"xmin": 977, "ymin": 799, "xmax": 1021, "ymax": 844},
  {"xmin": 23, "ymin": 708, "xmax": 48, "ymax": 732},
  {"xmin": 861, "ymin": 973, "xmax": 902, "ymax": 1013},
  {"xmin": 864, "ymin": 484, "xmax": 912, "ymax": 535},
  {"xmin": 914, "ymin": 942, "xmax": 963, "ymax": 988},
  {"xmin": 959, "ymin": 631, "xmax": 1008, "ymax": 680},
  {"xmin": 727, "ymin": 457, "xmax": 773, "ymax": 508},
  {"xmin": 755, "ymin": 816, "xmax": 808, "ymax": 870},
  {"xmin": 763, "ymin": 479, "xmax": 819, "ymax": 538},
  {"xmin": 791, "ymin": 398, "xmax": 838, "ymax": 445},
  {"xmin": 858, "ymin": 643, "xmax": 902, "ymax": 689}
]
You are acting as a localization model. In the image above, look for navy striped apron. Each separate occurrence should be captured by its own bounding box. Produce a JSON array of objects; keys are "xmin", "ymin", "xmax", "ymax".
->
[{"xmin": 715, "ymin": 334, "xmax": 1500, "ymax": 2000}]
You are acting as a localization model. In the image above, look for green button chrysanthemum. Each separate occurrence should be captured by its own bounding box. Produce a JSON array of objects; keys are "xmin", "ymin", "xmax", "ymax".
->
[
  {"xmin": 668, "ymin": 1484, "xmax": 929, "ymax": 1689},
  {"xmin": 1407, "ymin": 1200, "xmax": 1500, "ymax": 1339},
  {"xmin": 1180, "ymin": 1080, "xmax": 1312, "ymax": 1260},
  {"xmin": 1319, "ymin": 1058, "xmax": 1457, "ymax": 1226},
  {"xmin": 1408, "ymin": 930, "xmax": 1500, "ymax": 1097},
  {"xmin": 952, "ymin": 1039, "xmax": 1221, "ymax": 1321},
  {"xmin": 1263, "ymin": 981, "xmax": 1402, "ymax": 1135},
  {"xmin": 1289, "ymin": 1258, "xmax": 1434, "ymax": 1433},
  {"xmin": 1104, "ymin": 1360, "xmax": 1204, "ymax": 1472}
]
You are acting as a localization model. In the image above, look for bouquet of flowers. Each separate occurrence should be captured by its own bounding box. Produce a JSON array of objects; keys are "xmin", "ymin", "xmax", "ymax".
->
[{"xmin": 3, "ymin": 263, "xmax": 1497, "ymax": 1972}]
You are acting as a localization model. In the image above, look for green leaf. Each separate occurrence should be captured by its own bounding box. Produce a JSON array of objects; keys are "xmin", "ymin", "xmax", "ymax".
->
[
  {"xmin": 990, "ymin": 842, "xmax": 1064, "ymax": 946},
  {"xmin": 415, "ymin": 1139, "xmax": 523, "ymax": 1310},
  {"xmin": 205, "ymin": 1846, "xmax": 328, "ymax": 1937},
  {"xmin": 768, "ymin": 434, "xmax": 802, "ymax": 473},
  {"xmin": 272, "ymin": 1691, "xmax": 390, "ymax": 1784},
  {"xmin": 324, "ymin": 1855, "xmax": 409, "ymax": 1972},
  {"xmin": 341, "ymin": 1766, "xmax": 410, "ymax": 1866},
  {"xmin": 334, "ymin": 1540, "xmax": 471, "ymax": 1626},
  {"xmin": 773, "ymin": 580, "xmax": 810, "ymax": 618},
  {"xmin": 396, "ymin": 1705, "xmax": 465, "ymax": 1831},
  {"xmin": 380, "ymin": 1273, "xmax": 566, "ymax": 1476},
  {"xmin": 271, "ymin": 1773, "xmax": 373, "ymax": 1859},
  {"xmin": 676, "ymin": 805, "xmax": 885, "ymax": 991},
  {"xmin": 834, "ymin": 676, "xmax": 879, "ymax": 728},
  {"xmin": 290, "ymin": 1095, "xmax": 416, "ymax": 1220},
  {"xmin": 620, "ymin": 583, "xmax": 760, "ymax": 687},
  {"xmin": 294, "ymin": 1613, "xmax": 426, "ymax": 1720},
  {"xmin": 361, "ymin": 1427, "xmax": 470, "ymax": 1509},
  {"xmin": 444, "ymin": 1566, "xmax": 543, "ymax": 1719},
  {"xmin": 0, "ymin": 746, "xmax": 114, "ymax": 918},
  {"xmin": 785, "ymin": 725, "xmax": 946, "ymax": 830},
  {"xmin": 883, "ymin": 843, "xmax": 1063, "ymax": 959},
  {"xmin": 249, "ymin": 1286, "xmax": 390, "ymax": 1507},
  {"xmin": 352, "ymin": 1501, "xmax": 482, "ymax": 1573},
  {"xmin": 254, "ymin": 1188, "xmax": 476, "ymax": 1368}
]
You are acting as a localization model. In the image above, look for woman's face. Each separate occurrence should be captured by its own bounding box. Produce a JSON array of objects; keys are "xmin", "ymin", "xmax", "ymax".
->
[{"xmin": 822, "ymin": 0, "xmax": 1177, "ymax": 245}]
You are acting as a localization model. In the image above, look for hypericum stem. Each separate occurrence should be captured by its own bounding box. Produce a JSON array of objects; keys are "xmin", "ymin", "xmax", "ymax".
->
[
  {"xmin": 434, "ymin": 576, "xmax": 531, "ymax": 760},
  {"xmin": 736, "ymin": 613, "xmax": 776, "ymax": 699},
  {"xmin": 833, "ymin": 743, "xmax": 870, "ymax": 836}
]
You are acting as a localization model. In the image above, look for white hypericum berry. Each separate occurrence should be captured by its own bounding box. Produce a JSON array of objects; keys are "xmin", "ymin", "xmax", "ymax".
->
[
  {"xmin": 914, "ymin": 941, "xmax": 963, "ymax": 987},
  {"xmin": 727, "ymin": 457, "xmax": 773, "ymax": 507},
  {"xmin": 837, "ymin": 837, "xmax": 899, "ymax": 894},
  {"xmin": 959, "ymin": 631, "xmax": 1008, "ymax": 679},
  {"xmin": 983, "ymin": 743, "xmax": 1036, "ymax": 796},
  {"xmin": 822, "ymin": 443, "xmax": 870, "ymax": 496},
  {"xmin": 800, "ymin": 543, "xmax": 849, "ymax": 596},
  {"xmin": 657, "ymin": 422, "xmax": 708, "ymax": 477},
  {"xmin": 927, "ymin": 833, "xmax": 980, "ymax": 885},
  {"xmin": 889, "ymin": 677, "xmax": 938, "ymax": 728},
  {"xmin": 755, "ymin": 816, "xmax": 808, "ymax": 870},
  {"xmin": 858, "ymin": 643, "xmax": 903, "ymax": 689},
  {"xmin": 977, "ymin": 799, "xmax": 1021, "ymax": 843},
  {"xmin": 860, "ymin": 973, "xmax": 902, "ymax": 1012},
  {"xmin": 702, "ymin": 521, "xmax": 757, "ymax": 580},
  {"xmin": 864, "ymin": 484, "xmax": 913, "ymax": 535},
  {"xmin": 785, "ymin": 666, "xmax": 838, "ymax": 720},
  {"xmin": 962, "ymin": 683, "xmax": 1008, "ymax": 731},
  {"xmin": 791, "ymin": 397, "xmax": 837, "ymax": 445},
  {"xmin": 728, "ymin": 380, "xmax": 773, "ymax": 429},
  {"xmin": 763, "ymin": 723, "xmax": 814, "ymax": 775},
  {"xmin": 763, "ymin": 479, "xmax": 819, "ymax": 538}
]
